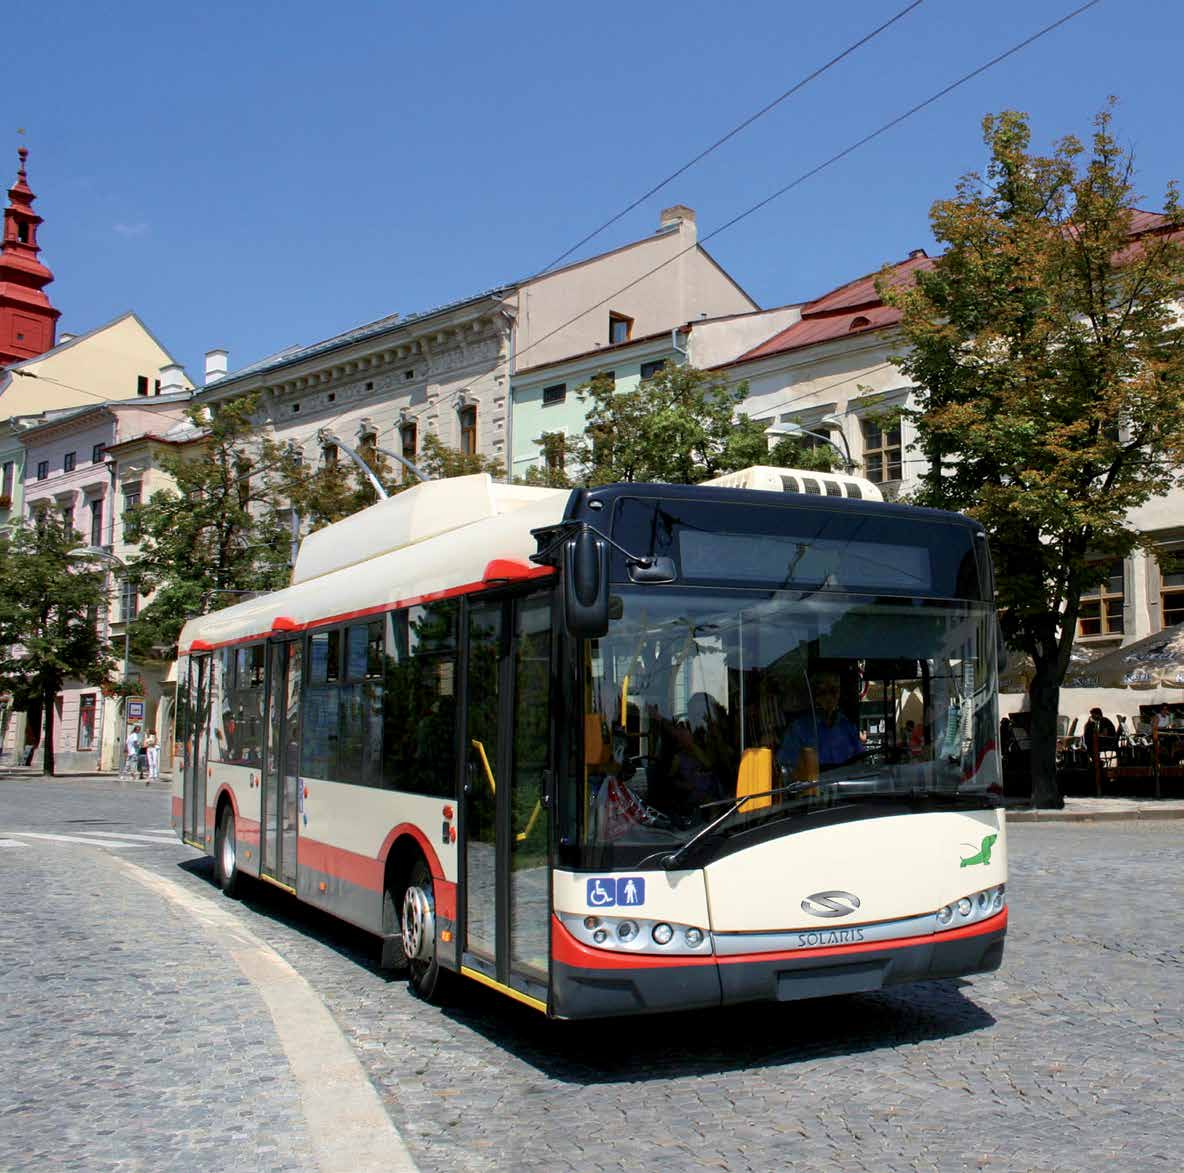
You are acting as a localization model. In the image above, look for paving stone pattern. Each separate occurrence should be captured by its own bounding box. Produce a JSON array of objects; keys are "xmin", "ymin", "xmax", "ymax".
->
[{"xmin": 2, "ymin": 776, "xmax": 1181, "ymax": 1171}]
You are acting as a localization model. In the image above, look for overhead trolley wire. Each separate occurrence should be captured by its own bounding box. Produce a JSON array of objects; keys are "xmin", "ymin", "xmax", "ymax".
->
[
  {"xmin": 381, "ymin": 0, "xmax": 1102, "ymax": 438},
  {"xmin": 536, "ymin": 0, "xmax": 927, "ymax": 275}
]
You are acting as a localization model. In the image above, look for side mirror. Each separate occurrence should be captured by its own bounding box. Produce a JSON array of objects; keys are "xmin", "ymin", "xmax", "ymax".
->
[{"xmin": 563, "ymin": 528, "xmax": 609, "ymax": 638}]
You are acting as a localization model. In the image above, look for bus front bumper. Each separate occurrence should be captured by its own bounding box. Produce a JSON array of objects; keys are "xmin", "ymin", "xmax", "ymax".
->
[{"xmin": 549, "ymin": 909, "xmax": 1006, "ymax": 1020}]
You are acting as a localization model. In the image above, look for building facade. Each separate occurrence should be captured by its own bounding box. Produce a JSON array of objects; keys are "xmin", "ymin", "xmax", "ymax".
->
[
  {"xmin": 6, "ymin": 393, "xmax": 193, "ymax": 771},
  {"xmin": 198, "ymin": 206, "xmax": 761, "ymax": 483}
]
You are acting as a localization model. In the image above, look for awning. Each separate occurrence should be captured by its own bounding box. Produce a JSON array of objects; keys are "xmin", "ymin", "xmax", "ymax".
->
[{"xmin": 1065, "ymin": 624, "xmax": 1184, "ymax": 689}]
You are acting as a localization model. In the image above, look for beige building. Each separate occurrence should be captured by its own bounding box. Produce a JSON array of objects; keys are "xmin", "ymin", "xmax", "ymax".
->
[
  {"xmin": 713, "ymin": 241, "xmax": 1184, "ymax": 730},
  {"xmin": 196, "ymin": 206, "xmax": 759, "ymax": 478}
]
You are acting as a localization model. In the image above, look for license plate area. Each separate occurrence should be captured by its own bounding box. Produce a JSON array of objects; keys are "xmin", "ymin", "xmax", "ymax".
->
[{"xmin": 776, "ymin": 959, "xmax": 887, "ymax": 1001}]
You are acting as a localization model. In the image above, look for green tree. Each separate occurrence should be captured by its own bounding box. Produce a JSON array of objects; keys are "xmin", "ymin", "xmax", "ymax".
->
[
  {"xmin": 0, "ymin": 518, "xmax": 115, "ymax": 776},
  {"xmin": 125, "ymin": 395, "xmax": 294, "ymax": 659},
  {"xmin": 881, "ymin": 106, "xmax": 1184, "ymax": 807},
  {"xmin": 567, "ymin": 365, "xmax": 835, "ymax": 486},
  {"xmin": 285, "ymin": 431, "xmax": 506, "ymax": 529}
]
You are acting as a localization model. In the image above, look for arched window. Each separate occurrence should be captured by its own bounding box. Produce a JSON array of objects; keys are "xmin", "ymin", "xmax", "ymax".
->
[{"xmin": 459, "ymin": 405, "xmax": 477, "ymax": 456}]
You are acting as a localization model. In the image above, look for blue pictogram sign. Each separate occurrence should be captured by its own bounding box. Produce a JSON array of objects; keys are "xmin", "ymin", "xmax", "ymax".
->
[
  {"xmin": 587, "ymin": 877, "xmax": 616, "ymax": 907},
  {"xmin": 586, "ymin": 876, "xmax": 647, "ymax": 908},
  {"xmin": 616, "ymin": 876, "xmax": 645, "ymax": 907}
]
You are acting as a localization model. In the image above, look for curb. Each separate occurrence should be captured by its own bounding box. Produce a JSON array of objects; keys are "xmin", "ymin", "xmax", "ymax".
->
[{"xmin": 1007, "ymin": 808, "xmax": 1184, "ymax": 823}]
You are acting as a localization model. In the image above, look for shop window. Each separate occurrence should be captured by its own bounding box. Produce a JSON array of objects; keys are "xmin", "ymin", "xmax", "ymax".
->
[
  {"xmin": 77, "ymin": 694, "xmax": 97, "ymax": 751},
  {"xmin": 1078, "ymin": 561, "xmax": 1124, "ymax": 637}
]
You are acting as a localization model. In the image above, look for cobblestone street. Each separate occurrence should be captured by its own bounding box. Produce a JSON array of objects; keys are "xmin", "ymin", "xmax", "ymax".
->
[{"xmin": 2, "ymin": 774, "xmax": 1181, "ymax": 1172}]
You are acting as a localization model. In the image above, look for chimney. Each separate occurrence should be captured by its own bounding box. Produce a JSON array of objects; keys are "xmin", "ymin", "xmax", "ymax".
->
[
  {"xmin": 158, "ymin": 362, "xmax": 187, "ymax": 395},
  {"xmin": 204, "ymin": 348, "xmax": 229, "ymax": 384},
  {"xmin": 659, "ymin": 204, "xmax": 697, "ymax": 242},
  {"xmin": 58, "ymin": 332, "xmax": 76, "ymax": 344},
  {"xmin": 908, "ymin": 248, "xmax": 928, "ymax": 260}
]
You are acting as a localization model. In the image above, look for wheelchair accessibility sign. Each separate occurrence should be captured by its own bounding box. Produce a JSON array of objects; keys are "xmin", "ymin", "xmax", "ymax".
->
[{"xmin": 586, "ymin": 877, "xmax": 646, "ymax": 908}]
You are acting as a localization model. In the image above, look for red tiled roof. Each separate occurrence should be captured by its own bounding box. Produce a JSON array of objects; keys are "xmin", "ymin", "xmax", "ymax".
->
[
  {"xmin": 732, "ymin": 207, "xmax": 1183, "ymax": 367},
  {"xmin": 733, "ymin": 252, "xmax": 934, "ymax": 364}
]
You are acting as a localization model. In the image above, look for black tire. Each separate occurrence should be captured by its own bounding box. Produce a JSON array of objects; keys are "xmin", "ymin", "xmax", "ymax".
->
[
  {"xmin": 215, "ymin": 806, "xmax": 241, "ymax": 898},
  {"xmin": 402, "ymin": 859, "xmax": 447, "ymax": 1002}
]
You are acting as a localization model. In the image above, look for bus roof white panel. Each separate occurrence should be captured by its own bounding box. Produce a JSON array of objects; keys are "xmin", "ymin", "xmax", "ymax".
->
[
  {"xmin": 177, "ymin": 488, "xmax": 570, "ymax": 653},
  {"xmin": 291, "ymin": 474, "xmax": 567, "ymax": 586}
]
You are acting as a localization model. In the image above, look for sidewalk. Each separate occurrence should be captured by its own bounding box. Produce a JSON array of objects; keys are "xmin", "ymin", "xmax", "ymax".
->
[
  {"xmin": 0, "ymin": 764, "xmax": 172, "ymax": 789},
  {"xmin": 1006, "ymin": 796, "xmax": 1184, "ymax": 822}
]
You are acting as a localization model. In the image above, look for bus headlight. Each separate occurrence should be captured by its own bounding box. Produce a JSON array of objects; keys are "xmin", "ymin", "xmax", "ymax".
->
[
  {"xmin": 559, "ymin": 912, "xmax": 711, "ymax": 955},
  {"xmin": 936, "ymin": 885, "xmax": 1006, "ymax": 932}
]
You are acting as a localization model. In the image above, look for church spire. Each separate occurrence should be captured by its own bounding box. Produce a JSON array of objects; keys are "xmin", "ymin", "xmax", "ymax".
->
[{"xmin": 0, "ymin": 145, "xmax": 61, "ymax": 368}]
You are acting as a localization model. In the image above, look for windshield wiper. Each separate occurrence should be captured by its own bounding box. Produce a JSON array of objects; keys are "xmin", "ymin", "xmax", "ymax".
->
[{"xmin": 648, "ymin": 782, "xmax": 811, "ymax": 870}]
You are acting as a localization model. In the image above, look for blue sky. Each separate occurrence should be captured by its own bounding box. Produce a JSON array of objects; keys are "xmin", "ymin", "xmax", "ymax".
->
[{"xmin": 8, "ymin": 0, "xmax": 1179, "ymax": 382}]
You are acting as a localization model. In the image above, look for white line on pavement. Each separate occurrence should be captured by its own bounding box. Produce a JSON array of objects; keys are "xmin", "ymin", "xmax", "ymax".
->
[
  {"xmin": 64, "ymin": 830, "xmax": 181, "ymax": 844},
  {"xmin": 0, "ymin": 838, "xmax": 29, "ymax": 848},
  {"xmin": 114, "ymin": 857, "xmax": 419, "ymax": 1173},
  {"xmin": 3, "ymin": 832, "xmax": 149, "ymax": 849}
]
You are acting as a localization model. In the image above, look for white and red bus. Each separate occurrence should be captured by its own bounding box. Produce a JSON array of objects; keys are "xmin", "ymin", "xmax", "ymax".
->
[{"xmin": 173, "ymin": 467, "xmax": 1007, "ymax": 1018}]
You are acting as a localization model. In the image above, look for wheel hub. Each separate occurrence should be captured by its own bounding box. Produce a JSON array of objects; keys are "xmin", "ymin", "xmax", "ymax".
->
[{"xmin": 402, "ymin": 885, "xmax": 435, "ymax": 962}]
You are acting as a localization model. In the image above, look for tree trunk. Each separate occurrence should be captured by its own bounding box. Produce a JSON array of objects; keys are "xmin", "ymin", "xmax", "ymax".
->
[
  {"xmin": 41, "ymin": 683, "xmax": 56, "ymax": 777},
  {"xmin": 1027, "ymin": 663, "xmax": 1063, "ymax": 809}
]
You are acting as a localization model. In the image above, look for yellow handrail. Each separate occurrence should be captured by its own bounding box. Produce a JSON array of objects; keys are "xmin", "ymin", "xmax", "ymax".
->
[{"xmin": 471, "ymin": 738, "xmax": 496, "ymax": 795}]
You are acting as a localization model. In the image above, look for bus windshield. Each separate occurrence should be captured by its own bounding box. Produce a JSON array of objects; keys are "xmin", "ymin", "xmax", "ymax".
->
[{"xmin": 565, "ymin": 588, "xmax": 999, "ymax": 870}]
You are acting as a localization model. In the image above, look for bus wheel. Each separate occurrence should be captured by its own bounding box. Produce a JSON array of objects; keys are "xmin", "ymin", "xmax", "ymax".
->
[
  {"xmin": 402, "ymin": 859, "xmax": 443, "ymax": 1001},
  {"xmin": 215, "ymin": 806, "xmax": 241, "ymax": 898}
]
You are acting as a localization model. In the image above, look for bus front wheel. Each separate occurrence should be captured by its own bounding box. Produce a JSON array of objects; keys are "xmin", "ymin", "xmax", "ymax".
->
[
  {"xmin": 215, "ymin": 806, "xmax": 241, "ymax": 898},
  {"xmin": 402, "ymin": 859, "xmax": 444, "ymax": 1001}
]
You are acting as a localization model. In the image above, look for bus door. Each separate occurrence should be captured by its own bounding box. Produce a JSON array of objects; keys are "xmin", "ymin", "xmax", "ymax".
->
[
  {"xmin": 461, "ymin": 593, "xmax": 552, "ymax": 1003},
  {"xmin": 183, "ymin": 654, "xmax": 212, "ymax": 849},
  {"xmin": 261, "ymin": 637, "xmax": 302, "ymax": 890}
]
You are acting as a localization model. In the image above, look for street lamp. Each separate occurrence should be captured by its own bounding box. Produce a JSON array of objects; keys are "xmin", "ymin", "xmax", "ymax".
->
[
  {"xmin": 765, "ymin": 416, "xmax": 856, "ymax": 473},
  {"xmin": 69, "ymin": 545, "xmax": 133, "ymax": 777}
]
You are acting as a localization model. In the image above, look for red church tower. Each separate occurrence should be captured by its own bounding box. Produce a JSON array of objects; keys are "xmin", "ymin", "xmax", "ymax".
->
[{"xmin": 0, "ymin": 147, "xmax": 60, "ymax": 368}]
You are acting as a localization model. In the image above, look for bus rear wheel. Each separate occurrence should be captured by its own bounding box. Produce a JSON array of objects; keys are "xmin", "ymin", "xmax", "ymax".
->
[
  {"xmin": 215, "ymin": 806, "xmax": 241, "ymax": 898},
  {"xmin": 402, "ymin": 859, "xmax": 445, "ymax": 1001}
]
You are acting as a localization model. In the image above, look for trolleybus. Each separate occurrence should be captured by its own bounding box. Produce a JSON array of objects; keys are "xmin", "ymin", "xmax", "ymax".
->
[{"xmin": 173, "ymin": 466, "xmax": 1007, "ymax": 1018}]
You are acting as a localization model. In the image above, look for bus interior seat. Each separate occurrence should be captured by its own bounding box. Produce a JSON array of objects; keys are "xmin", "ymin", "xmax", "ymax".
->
[{"xmin": 736, "ymin": 746, "xmax": 774, "ymax": 811}]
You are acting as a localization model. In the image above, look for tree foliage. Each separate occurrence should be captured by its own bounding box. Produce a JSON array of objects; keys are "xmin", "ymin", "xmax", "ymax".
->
[
  {"xmin": 124, "ymin": 395, "xmax": 294, "ymax": 659},
  {"xmin": 564, "ymin": 365, "xmax": 835, "ymax": 487},
  {"xmin": 881, "ymin": 105, "xmax": 1184, "ymax": 805},
  {"xmin": 0, "ymin": 518, "xmax": 114, "ymax": 775}
]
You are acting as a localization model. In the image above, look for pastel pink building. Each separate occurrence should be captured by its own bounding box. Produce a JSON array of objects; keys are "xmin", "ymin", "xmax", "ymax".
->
[{"xmin": 19, "ymin": 390, "xmax": 191, "ymax": 770}]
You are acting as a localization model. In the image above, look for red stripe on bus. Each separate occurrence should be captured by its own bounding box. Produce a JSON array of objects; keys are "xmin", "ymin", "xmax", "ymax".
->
[
  {"xmin": 298, "ymin": 837, "xmax": 384, "ymax": 891},
  {"xmin": 177, "ymin": 568, "xmax": 556, "ymax": 655},
  {"xmin": 295, "ymin": 827, "xmax": 454, "ymax": 915},
  {"xmin": 551, "ymin": 907, "xmax": 1008, "ymax": 970}
]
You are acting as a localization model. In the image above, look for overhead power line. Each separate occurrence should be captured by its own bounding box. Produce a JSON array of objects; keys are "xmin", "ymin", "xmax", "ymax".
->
[{"xmin": 536, "ymin": 0, "xmax": 926, "ymax": 275}]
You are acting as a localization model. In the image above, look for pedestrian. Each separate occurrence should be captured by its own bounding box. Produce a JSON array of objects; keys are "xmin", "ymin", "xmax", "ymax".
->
[
  {"xmin": 144, "ymin": 730, "xmax": 159, "ymax": 783},
  {"xmin": 1082, "ymin": 707, "xmax": 1116, "ymax": 761},
  {"xmin": 125, "ymin": 724, "xmax": 142, "ymax": 780}
]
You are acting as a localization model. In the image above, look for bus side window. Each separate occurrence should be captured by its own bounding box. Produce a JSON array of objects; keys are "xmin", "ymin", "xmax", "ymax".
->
[{"xmin": 381, "ymin": 602, "xmax": 458, "ymax": 797}]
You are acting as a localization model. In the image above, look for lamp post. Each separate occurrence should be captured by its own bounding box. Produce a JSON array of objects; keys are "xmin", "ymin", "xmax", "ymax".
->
[
  {"xmin": 69, "ymin": 545, "xmax": 132, "ymax": 776},
  {"xmin": 766, "ymin": 416, "xmax": 856, "ymax": 473}
]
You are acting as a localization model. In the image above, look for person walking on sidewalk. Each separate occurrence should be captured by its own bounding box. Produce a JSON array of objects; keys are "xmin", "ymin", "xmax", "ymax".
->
[
  {"xmin": 144, "ymin": 731, "xmax": 159, "ymax": 783},
  {"xmin": 124, "ymin": 725, "xmax": 142, "ymax": 781}
]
